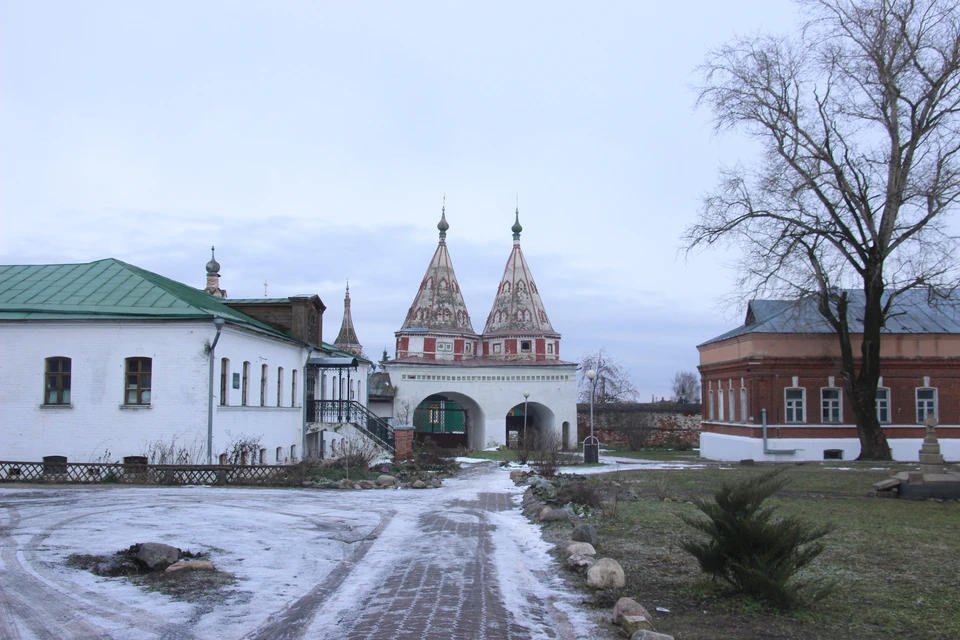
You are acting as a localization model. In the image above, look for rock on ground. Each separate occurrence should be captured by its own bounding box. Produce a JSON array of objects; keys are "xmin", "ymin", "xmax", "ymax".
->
[
  {"xmin": 562, "ymin": 541, "xmax": 596, "ymax": 560},
  {"xmin": 621, "ymin": 614, "xmax": 654, "ymax": 636},
  {"xmin": 538, "ymin": 506, "xmax": 569, "ymax": 522},
  {"xmin": 612, "ymin": 598, "xmax": 651, "ymax": 625},
  {"xmin": 586, "ymin": 558, "xmax": 625, "ymax": 589},
  {"xmin": 135, "ymin": 543, "xmax": 180, "ymax": 571},
  {"xmin": 631, "ymin": 631, "xmax": 674, "ymax": 640},
  {"xmin": 165, "ymin": 560, "xmax": 215, "ymax": 574},
  {"xmin": 571, "ymin": 523, "xmax": 598, "ymax": 546}
]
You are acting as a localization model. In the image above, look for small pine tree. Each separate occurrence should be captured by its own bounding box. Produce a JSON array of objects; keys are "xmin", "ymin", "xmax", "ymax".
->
[{"xmin": 679, "ymin": 468, "xmax": 836, "ymax": 609}]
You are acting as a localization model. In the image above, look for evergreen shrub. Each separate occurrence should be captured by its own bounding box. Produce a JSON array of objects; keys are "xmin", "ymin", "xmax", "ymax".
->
[{"xmin": 679, "ymin": 468, "xmax": 836, "ymax": 609}]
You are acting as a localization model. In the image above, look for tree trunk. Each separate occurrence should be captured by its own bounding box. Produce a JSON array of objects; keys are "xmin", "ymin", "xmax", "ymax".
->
[{"xmin": 835, "ymin": 276, "xmax": 893, "ymax": 461}]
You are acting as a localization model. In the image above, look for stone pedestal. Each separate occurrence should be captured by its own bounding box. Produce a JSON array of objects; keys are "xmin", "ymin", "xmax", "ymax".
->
[{"xmin": 919, "ymin": 414, "xmax": 945, "ymax": 475}]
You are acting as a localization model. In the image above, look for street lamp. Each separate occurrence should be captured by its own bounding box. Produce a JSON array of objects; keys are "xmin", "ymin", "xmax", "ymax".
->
[
  {"xmin": 584, "ymin": 369, "xmax": 599, "ymax": 463},
  {"xmin": 523, "ymin": 390, "xmax": 531, "ymax": 448}
]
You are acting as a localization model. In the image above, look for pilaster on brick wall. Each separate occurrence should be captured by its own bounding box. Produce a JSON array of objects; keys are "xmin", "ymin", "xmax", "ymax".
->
[{"xmin": 394, "ymin": 426, "xmax": 415, "ymax": 462}]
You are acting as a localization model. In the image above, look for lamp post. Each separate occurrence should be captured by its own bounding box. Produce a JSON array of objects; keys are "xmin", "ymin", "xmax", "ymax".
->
[
  {"xmin": 584, "ymin": 369, "xmax": 599, "ymax": 463},
  {"xmin": 523, "ymin": 390, "xmax": 531, "ymax": 447}
]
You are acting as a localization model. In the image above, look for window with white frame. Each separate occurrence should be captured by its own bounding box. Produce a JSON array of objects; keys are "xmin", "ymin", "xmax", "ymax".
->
[
  {"xmin": 437, "ymin": 341, "xmax": 453, "ymax": 352},
  {"xmin": 717, "ymin": 384, "xmax": 725, "ymax": 422},
  {"xmin": 242, "ymin": 361, "xmax": 250, "ymax": 405},
  {"xmin": 875, "ymin": 387, "xmax": 890, "ymax": 423},
  {"xmin": 708, "ymin": 387, "xmax": 715, "ymax": 420},
  {"xmin": 916, "ymin": 387, "xmax": 937, "ymax": 423},
  {"xmin": 785, "ymin": 387, "xmax": 805, "ymax": 423},
  {"xmin": 821, "ymin": 388, "xmax": 842, "ymax": 423},
  {"xmin": 291, "ymin": 369, "xmax": 298, "ymax": 406},
  {"xmin": 740, "ymin": 387, "xmax": 747, "ymax": 423},
  {"xmin": 728, "ymin": 387, "xmax": 735, "ymax": 422}
]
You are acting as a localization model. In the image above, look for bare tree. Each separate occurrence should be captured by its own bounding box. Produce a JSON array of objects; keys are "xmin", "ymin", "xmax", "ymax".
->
[
  {"xmin": 579, "ymin": 348, "xmax": 638, "ymax": 403},
  {"xmin": 684, "ymin": 0, "xmax": 960, "ymax": 460},
  {"xmin": 671, "ymin": 371, "xmax": 702, "ymax": 404}
]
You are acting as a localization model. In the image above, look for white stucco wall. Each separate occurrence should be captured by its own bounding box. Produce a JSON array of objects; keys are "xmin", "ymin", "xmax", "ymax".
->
[
  {"xmin": 700, "ymin": 431, "xmax": 960, "ymax": 462},
  {"xmin": 385, "ymin": 362, "xmax": 578, "ymax": 449},
  {"xmin": 1, "ymin": 320, "xmax": 307, "ymax": 464}
]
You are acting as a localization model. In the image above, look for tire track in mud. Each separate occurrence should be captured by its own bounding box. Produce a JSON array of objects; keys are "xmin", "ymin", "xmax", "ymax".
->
[{"xmin": 243, "ymin": 509, "xmax": 395, "ymax": 640}]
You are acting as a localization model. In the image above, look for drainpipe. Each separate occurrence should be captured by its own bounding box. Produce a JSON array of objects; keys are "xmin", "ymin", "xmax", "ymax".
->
[
  {"xmin": 302, "ymin": 347, "xmax": 317, "ymax": 460},
  {"xmin": 207, "ymin": 317, "xmax": 226, "ymax": 464}
]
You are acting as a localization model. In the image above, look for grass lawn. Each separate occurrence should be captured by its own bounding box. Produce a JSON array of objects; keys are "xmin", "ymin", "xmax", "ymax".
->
[
  {"xmin": 601, "ymin": 448, "xmax": 702, "ymax": 462},
  {"xmin": 546, "ymin": 462, "xmax": 960, "ymax": 640}
]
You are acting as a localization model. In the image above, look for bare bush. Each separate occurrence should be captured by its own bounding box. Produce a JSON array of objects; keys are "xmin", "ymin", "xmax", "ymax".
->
[
  {"xmin": 142, "ymin": 435, "xmax": 205, "ymax": 465},
  {"xmin": 330, "ymin": 437, "xmax": 378, "ymax": 471}
]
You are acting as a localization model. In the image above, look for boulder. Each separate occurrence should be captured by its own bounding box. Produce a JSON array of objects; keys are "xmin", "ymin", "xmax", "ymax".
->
[
  {"xmin": 630, "ymin": 632, "xmax": 674, "ymax": 640},
  {"xmin": 135, "ymin": 543, "xmax": 180, "ymax": 571},
  {"xmin": 613, "ymin": 598, "xmax": 651, "ymax": 625},
  {"xmin": 376, "ymin": 475, "xmax": 398, "ymax": 487},
  {"xmin": 571, "ymin": 523, "xmax": 598, "ymax": 546},
  {"xmin": 586, "ymin": 558, "xmax": 625, "ymax": 589},
  {"xmin": 412, "ymin": 480, "xmax": 428, "ymax": 489},
  {"xmin": 357, "ymin": 480, "xmax": 376, "ymax": 490},
  {"xmin": 510, "ymin": 470, "xmax": 527, "ymax": 482},
  {"xmin": 538, "ymin": 506, "xmax": 570, "ymax": 522},
  {"xmin": 562, "ymin": 541, "xmax": 596, "ymax": 560},
  {"xmin": 566, "ymin": 554, "xmax": 595, "ymax": 570},
  {"xmin": 165, "ymin": 560, "xmax": 215, "ymax": 574},
  {"xmin": 621, "ymin": 615, "xmax": 655, "ymax": 636}
]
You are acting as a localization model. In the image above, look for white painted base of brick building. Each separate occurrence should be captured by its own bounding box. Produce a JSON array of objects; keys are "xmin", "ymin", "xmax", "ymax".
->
[{"xmin": 701, "ymin": 431, "xmax": 960, "ymax": 463}]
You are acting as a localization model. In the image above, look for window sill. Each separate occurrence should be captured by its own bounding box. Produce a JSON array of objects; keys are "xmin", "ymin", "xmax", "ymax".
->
[
  {"xmin": 119, "ymin": 404, "xmax": 152, "ymax": 410},
  {"xmin": 39, "ymin": 403, "xmax": 73, "ymax": 410}
]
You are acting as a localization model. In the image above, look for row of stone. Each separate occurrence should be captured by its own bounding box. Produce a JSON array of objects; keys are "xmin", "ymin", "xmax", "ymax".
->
[
  {"xmin": 300, "ymin": 474, "xmax": 442, "ymax": 490},
  {"xmin": 518, "ymin": 482, "xmax": 675, "ymax": 640}
]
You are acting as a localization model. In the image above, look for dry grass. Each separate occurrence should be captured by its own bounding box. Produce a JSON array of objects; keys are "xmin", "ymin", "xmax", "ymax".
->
[{"xmin": 560, "ymin": 462, "xmax": 960, "ymax": 640}]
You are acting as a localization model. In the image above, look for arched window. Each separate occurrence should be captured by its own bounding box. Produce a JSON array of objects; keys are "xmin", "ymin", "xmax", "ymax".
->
[
  {"xmin": 220, "ymin": 358, "xmax": 229, "ymax": 406},
  {"xmin": 44, "ymin": 357, "xmax": 71, "ymax": 405},
  {"xmin": 277, "ymin": 367, "xmax": 284, "ymax": 407},
  {"xmin": 242, "ymin": 362, "xmax": 250, "ymax": 405},
  {"xmin": 276, "ymin": 446, "xmax": 283, "ymax": 463},
  {"xmin": 260, "ymin": 364, "xmax": 268, "ymax": 406},
  {"xmin": 290, "ymin": 445, "xmax": 298, "ymax": 463},
  {"xmin": 291, "ymin": 369, "xmax": 298, "ymax": 407}
]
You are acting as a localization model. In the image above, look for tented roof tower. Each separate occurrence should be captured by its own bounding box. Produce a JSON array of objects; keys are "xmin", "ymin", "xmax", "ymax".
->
[
  {"xmin": 481, "ymin": 210, "xmax": 560, "ymax": 360},
  {"xmin": 395, "ymin": 207, "xmax": 479, "ymax": 360},
  {"xmin": 333, "ymin": 282, "xmax": 365, "ymax": 357}
]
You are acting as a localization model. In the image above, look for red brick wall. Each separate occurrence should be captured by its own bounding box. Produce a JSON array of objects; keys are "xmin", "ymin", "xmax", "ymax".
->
[{"xmin": 394, "ymin": 428, "xmax": 414, "ymax": 462}]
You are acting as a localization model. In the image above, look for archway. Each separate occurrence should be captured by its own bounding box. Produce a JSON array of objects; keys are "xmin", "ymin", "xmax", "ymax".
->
[
  {"xmin": 413, "ymin": 392, "xmax": 485, "ymax": 450},
  {"xmin": 505, "ymin": 401, "xmax": 556, "ymax": 449}
]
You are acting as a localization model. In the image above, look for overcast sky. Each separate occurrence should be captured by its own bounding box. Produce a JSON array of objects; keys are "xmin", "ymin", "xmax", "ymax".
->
[{"xmin": 0, "ymin": 1, "xmax": 802, "ymax": 400}]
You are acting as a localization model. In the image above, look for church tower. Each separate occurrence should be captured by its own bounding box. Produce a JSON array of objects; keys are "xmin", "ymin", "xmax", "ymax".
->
[
  {"xmin": 333, "ymin": 282, "xmax": 365, "ymax": 357},
  {"xmin": 203, "ymin": 246, "xmax": 227, "ymax": 298},
  {"xmin": 394, "ymin": 206, "xmax": 479, "ymax": 360},
  {"xmin": 481, "ymin": 209, "xmax": 560, "ymax": 360}
]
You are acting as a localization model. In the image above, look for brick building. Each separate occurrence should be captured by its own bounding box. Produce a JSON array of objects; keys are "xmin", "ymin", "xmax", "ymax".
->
[{"xmin": 698, "ymin": 291, "xmax": 960, "ymax": 461}]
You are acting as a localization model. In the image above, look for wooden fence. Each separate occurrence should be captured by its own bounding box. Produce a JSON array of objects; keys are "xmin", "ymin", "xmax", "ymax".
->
[{"xmin": 0, "ymin": 459, "xmax": 306, "ymax": 487}]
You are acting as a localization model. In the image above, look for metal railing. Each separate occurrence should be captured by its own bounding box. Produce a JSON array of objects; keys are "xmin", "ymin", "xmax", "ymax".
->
[{"xmin": 307, "ymin": 399, "xmax": 395, "ymax": 452}]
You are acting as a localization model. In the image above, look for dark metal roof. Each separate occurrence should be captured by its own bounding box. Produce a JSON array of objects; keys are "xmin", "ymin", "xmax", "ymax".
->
[
  {"xmin": 700, "ymin": 289, "xmax": 960, "ymax": 347},
  {"xmin": 368, "ymin": 372, "xmax": 396, "ymax": 398}
]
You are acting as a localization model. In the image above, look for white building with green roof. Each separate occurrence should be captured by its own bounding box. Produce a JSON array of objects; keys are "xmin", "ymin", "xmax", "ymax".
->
[{"xmin": 0, "ymin": 257, "xmax": 373, "ymax": 465}]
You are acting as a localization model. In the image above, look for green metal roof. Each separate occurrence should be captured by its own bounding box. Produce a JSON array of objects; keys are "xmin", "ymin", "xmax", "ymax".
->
[{"xmin": 0, "ymin": 259, "xmax": 299, "ymax": 342}]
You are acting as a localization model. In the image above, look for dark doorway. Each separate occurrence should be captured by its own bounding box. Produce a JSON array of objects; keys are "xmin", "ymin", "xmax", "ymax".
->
[{"xmin": 414, "ymin": 394, "xmax": 468, "ymax": 449}]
